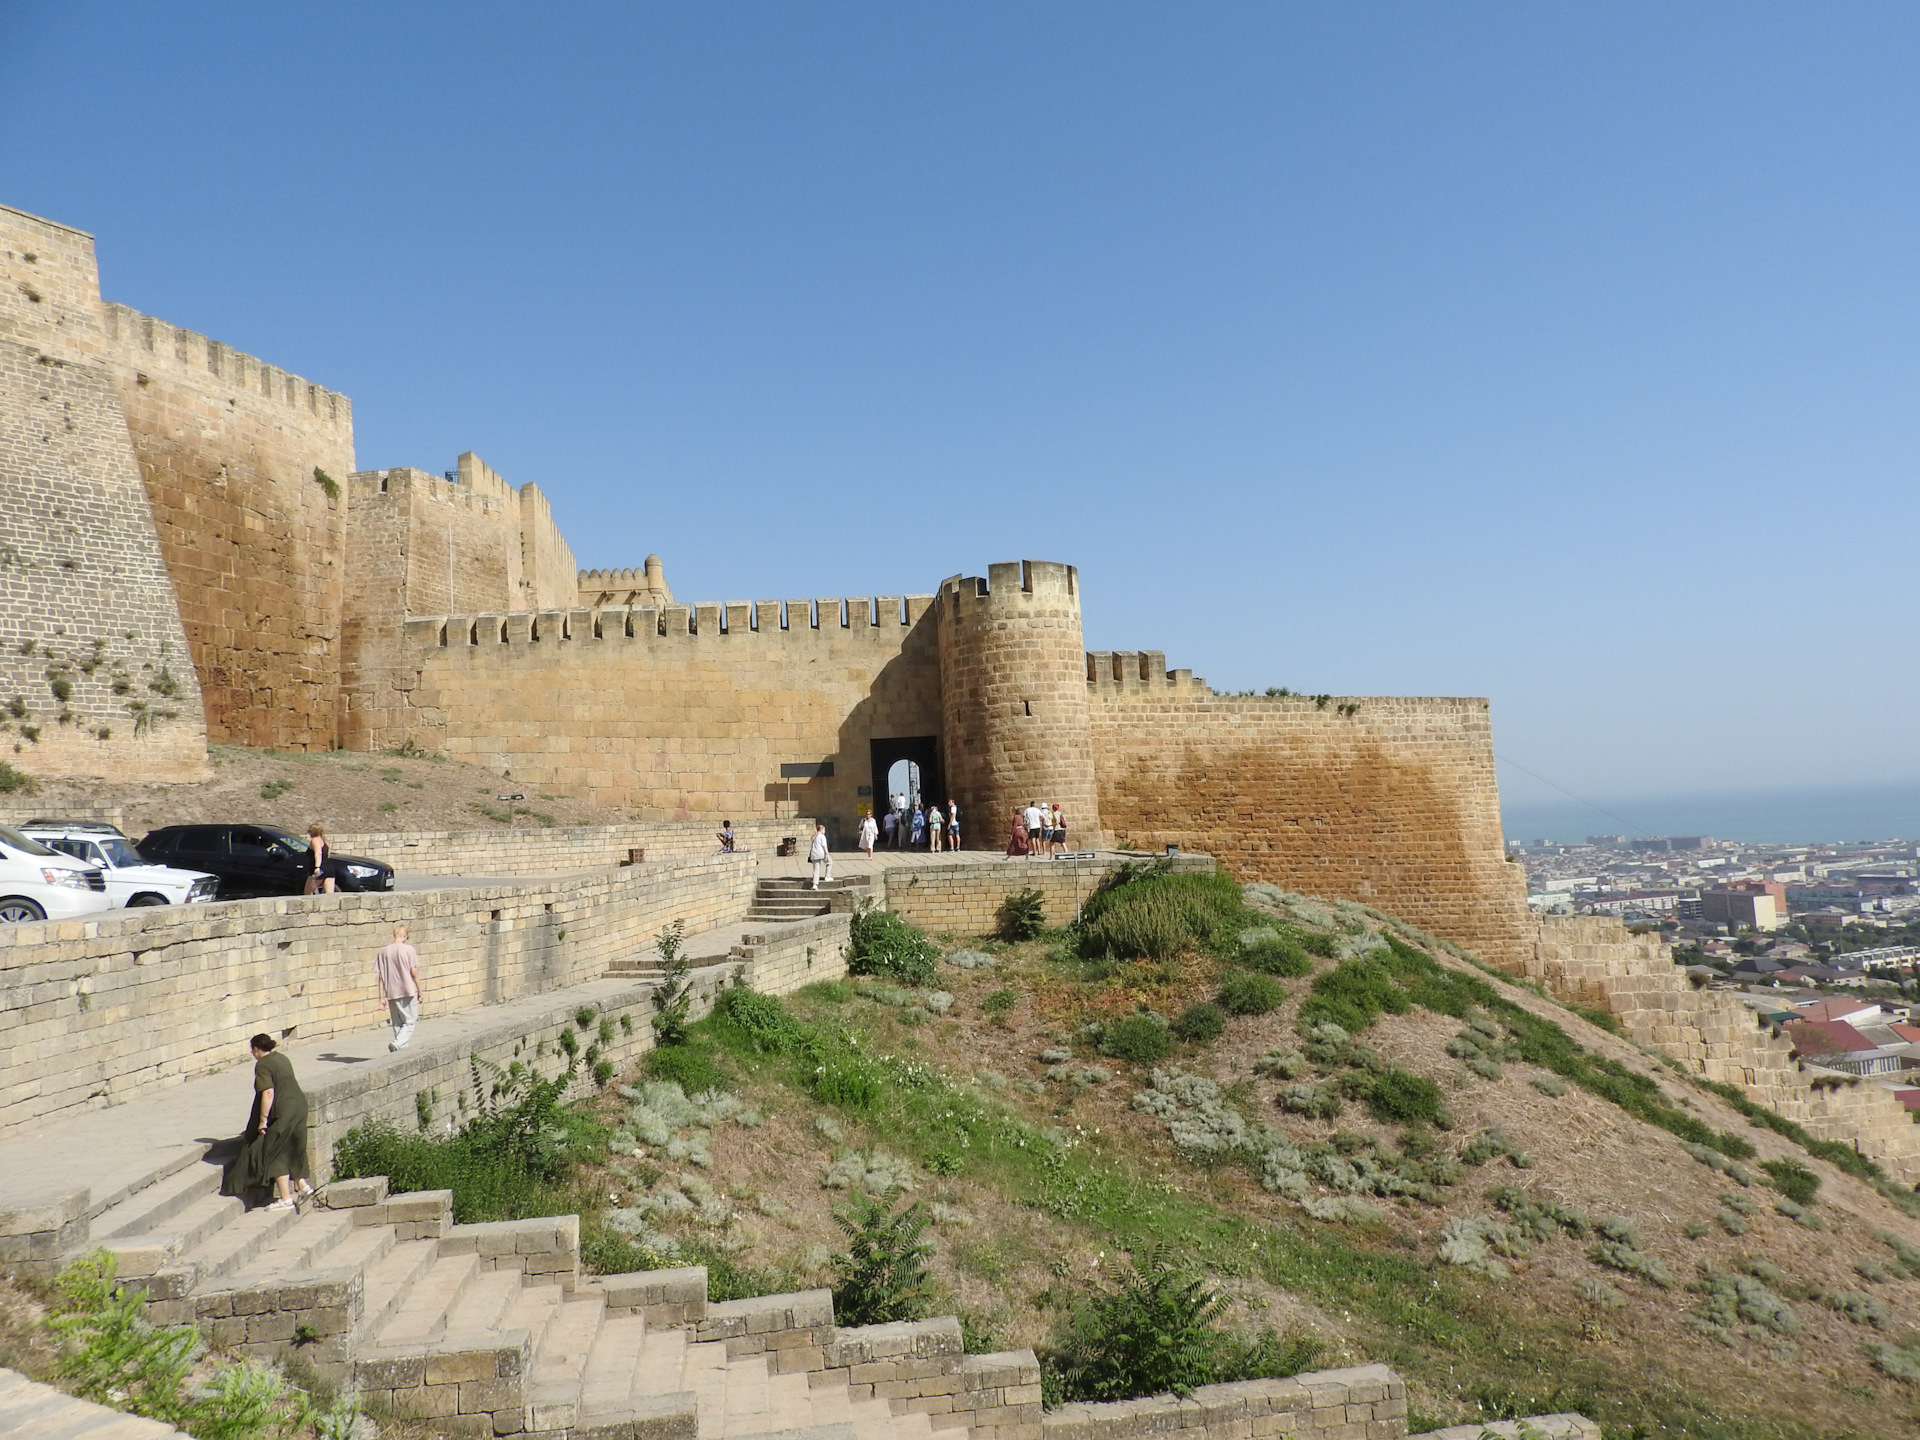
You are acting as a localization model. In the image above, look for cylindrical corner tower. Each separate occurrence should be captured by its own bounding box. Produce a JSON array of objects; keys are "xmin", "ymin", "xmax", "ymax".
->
[{"xmin": 939, "ymin": 560, "xmax": 1103, "ymax": 848}]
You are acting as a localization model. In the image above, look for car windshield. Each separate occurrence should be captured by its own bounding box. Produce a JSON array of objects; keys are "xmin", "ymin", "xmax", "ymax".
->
[
  {"xmin": 0, "ymin": 824, "xmax": 57, "ymax": 857},
  {"xmin": 98, "ymin": 838, "xmax": 144, "ymax": 867},
  {"xmin": 262, "ymin": 828, "xmax": 311, "ymax": 854}
]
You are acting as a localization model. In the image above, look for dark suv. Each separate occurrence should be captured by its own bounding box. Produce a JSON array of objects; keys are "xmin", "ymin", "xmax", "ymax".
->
[{"xmin": 135, "ymin": 824, "xmax": 396, "ymax": 899}]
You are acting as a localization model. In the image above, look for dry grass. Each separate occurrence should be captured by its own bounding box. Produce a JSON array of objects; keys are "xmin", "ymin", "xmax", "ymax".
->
[{"xmin": 6, "ymin": 744, "xmax": 642, "ymax": 837}]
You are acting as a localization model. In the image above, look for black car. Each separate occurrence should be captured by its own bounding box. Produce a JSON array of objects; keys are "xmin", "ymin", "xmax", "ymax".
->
[{"xmin": 135, "ymin": 824, "xmax": 396, "ymax": 899}]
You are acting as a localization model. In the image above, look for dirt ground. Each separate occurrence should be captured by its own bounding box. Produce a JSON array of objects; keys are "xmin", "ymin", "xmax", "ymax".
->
[{"xmin": 3, "ymin": 745, "xmax": 646, "ymax": 838}]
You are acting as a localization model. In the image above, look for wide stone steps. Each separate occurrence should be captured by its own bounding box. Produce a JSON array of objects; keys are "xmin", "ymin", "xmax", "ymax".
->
[
  {"xmin": 75, "ymin": 1160, "xmax": 1000, "ymax": 1440},
  {"xmin": 89, "ymin": 1161, "xmax": 220, "ymax": 1242}
]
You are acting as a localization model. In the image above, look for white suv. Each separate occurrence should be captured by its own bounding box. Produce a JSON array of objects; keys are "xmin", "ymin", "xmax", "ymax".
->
[
  {"xmin": 22, "ymin": 821, "xmax": 219, "ymax": 908},
  {"xmin": 0, "ymin": 822, "xmax": 114, "ymax": 923}
]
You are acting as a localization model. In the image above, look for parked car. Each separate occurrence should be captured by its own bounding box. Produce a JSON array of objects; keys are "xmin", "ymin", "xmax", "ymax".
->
[
  {"xmin": 22, "ymin": 821, "xmax": 219, "ymax": 907},
  {"xmin": 134, "ymin": 824, "xmax": 396, "ymax": 899},
  {"xmin": 0, "ymin": 822, "xmax": 114, "ymax": 923}
]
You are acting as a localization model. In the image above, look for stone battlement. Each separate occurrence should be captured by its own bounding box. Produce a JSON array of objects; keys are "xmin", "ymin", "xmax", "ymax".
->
[
  {"xmin": 402, "ymin": 594, "xmax": 940, "ymax": 649},
  {"xmin": 102, "ymin": 303, "xmax": 353, "ymax": 430},
  {"xmin": 1085, "ymin": 648, "xmax": 1208, "ymax": 693}
]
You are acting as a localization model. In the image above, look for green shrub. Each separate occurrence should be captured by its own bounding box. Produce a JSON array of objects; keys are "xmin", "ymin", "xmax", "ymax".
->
[
  {"xmin": 1171, "ymin": 1003, "xmax": 1227, "ymax": 1044},
  {"xmin": 808, "ymin": 1052, "xmax": 882, "ymax": 1109},
  {"xmin": 1097, "ymin": 1013, "xmax": 1175, "ymax": 1065},
  {"xmin": 647, "ymin": 1044, "xmax": 728, "ymax": 1094},
  {"xmin": 1079, "ymin": 869, "xmax": 1249, "ymax": 961},
  {"xmin": 1219, "ymin": 970, "xmax": 1285, "ymax": 1016},
  {"xmin": 1297, "ymin": 956, "xmax": 1412, "ymax": 1033},
  {"xmin": 650, "ymin": 921, "xmax": 695, "ymax": 1045},
  {"xmin": 714, "ymin": 987, "xmax": 805, "ymax": 1054},
  {"xmin": 1241, "ymin": 934, "xmax": 1314, "ymax": 977},
  {"xmin": 829, "ymin": 1190, "xmax": 937, "ymax": 1326},
  {"xmin": 849, "ymin": 906, "xmax": 941, "ymax": 985},
  {"xmin": 0, "ymin": 759, "xmax": 34, "ymax": 795},
  {"xmin": 1043, "ymin": 1246, "xmax": 1321, "ymax": 1403},
  {"xmin": 259, "ymin": 778, "xmax": 293, "ymax": 801},
  {"xmin": 1364, "ymin": 1068, "xmax": 1446, "ymax": 1126},
  {"xmin": 998, "ymin": 887, "xmax": 1047, "ymax": 941},
  {"xmin": 983, "ymin": 989, "xmax": 1017, "ymax": 1020},
  {"xmin": 1761, "ymin": 1157, "xmax": 1820, "ymax": 1206}
]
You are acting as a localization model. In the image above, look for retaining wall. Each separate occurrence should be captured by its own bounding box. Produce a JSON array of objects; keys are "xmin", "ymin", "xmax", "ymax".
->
[
  {"xmin": 0, "ymin": 854, "xmax": 756, "ymax": 1130},
  {"xmin": 327, "ymin": 817, "xmax": 818, "ymax": 876},
  {"xmin": 877, "ymin": 853, "xmax": 1215, "ymax": 935},
  {"xmin": 1531, "ymin": 915, "xmax": 1920, "ymax": 1185}
]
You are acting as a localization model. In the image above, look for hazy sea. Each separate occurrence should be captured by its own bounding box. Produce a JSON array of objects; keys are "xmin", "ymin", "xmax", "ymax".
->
[{"xmin": 1501, "ymin": 780, "xmax": 1920, "ymax": 848}]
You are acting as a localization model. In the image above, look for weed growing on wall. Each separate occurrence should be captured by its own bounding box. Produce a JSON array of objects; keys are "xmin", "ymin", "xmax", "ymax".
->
[{"xmin": 0, "ymin": 759, "xmax": 32, "ymax": 794}]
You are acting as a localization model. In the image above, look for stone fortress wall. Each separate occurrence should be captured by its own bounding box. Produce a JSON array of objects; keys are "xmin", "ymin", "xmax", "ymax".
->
[
  {"xmin": 0, "ymin": 205, "xmax": 209, "ymax": 781},
  {"xmin": 101, "ymin": 299, "xmax": 353, "ymax": 751}
]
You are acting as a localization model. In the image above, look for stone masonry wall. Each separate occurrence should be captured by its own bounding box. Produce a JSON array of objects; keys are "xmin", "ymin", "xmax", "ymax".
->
[
  {"xmin": 347, "ymin": 599, "xmax": 943, "ymax": 835},
  {"xmin": 878, "ymin": 854, "xmax": 1216, "ymax": 935},
  {"xmin": 1090, "ymin": 680, "xmax": 1534, "ymax": 973},
  {"xmin": 0, "ymin": 854, "xmax": 755, "ymax": 1130},
  {"xmin": 326, "ymin": 816, "xmax": 818, "ymax": 876},
  {"xmin": 341, "ymin": 459, "xmax": 584, "ymax": 749},
  {"xmin": 939, "ymin": 561, "xmax": 1105, "ymax": 848},
  {"xmin": 0, "ymin": 204, "xmax": 209, "ymax": 782},
  {"xmin": 102, "ymin": 298, "xmax": 354, "ymax": 751},
  {"xmin": 1532, "ymin": 915, "xmax": 1920, "ymax": 1185}
]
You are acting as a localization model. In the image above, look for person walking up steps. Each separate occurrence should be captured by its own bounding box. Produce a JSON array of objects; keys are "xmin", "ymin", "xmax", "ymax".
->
[
  {"xmin": 808, "ymin": 821, "xmax": 833, "ymax": 888},
  {"xmin": 376, "ymin": 921, "xmax": 423, "ymax": 1052},
  {"xmin": 224, "ymin": 1034, "xmax": 316, "ymax": 1211}
]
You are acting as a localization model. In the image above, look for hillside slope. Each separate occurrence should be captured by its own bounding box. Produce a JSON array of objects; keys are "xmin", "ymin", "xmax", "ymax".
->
[{"xmin": 413, "ymin": 875, "xmax": 1920, "ymax": 1438}]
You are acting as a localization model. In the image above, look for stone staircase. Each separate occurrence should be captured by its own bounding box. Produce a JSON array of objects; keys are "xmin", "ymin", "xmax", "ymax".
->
[
  {"xmin": 88, "ymin": 1165, "xmax": 1039, "ymax": 1440},
  {"xmin": 744, "ymin": 877, "xmax": 868, "ymax": 924}
]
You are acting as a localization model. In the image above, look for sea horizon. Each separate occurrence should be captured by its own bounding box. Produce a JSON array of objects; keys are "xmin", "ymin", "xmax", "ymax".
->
[{"xmin": 1499, "ymin": 778, "xmax": 1920, "ymax": 848}]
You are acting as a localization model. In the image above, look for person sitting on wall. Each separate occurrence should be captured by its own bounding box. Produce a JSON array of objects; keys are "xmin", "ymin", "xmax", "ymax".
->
[{"xmin": 716, "ymin": 820, "xmax": 736, "ymax": 854}]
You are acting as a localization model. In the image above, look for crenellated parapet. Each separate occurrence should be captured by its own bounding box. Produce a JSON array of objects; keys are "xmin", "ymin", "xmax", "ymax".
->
[
  {"xmin": 580, "ymin": 554, "xmax": 673, "ymax": 608},
  {"xmin": 1085, "ymin": 649, "xmax": 1208, "ymax": 695},
  {"xmin": 401, "ymin": 593, "xmax": 939, "ymax": 650},
  {"xmin": 102, "ymin": 303, "xmax": 352, "ymax": 432}
]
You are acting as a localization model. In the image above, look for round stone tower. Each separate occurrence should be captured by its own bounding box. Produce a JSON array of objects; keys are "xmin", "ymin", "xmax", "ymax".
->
[{"xmin": 938, "ymin": 560, "xmax": 1103, "ymax": 848}]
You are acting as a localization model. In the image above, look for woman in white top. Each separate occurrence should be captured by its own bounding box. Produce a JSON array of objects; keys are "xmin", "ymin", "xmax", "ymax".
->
[
  {"xmin": 858, "ymin": 812, "xmax": 879, "ymax": 858},
  {"xmin": 927, "ymin": 804, "xmax": 944, "ymax": 853}
]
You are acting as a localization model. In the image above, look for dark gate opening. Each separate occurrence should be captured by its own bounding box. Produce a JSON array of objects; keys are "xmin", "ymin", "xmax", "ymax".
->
[{"xmin": 869, "ymin": 736, "xmax": 943, "ymax": 834}]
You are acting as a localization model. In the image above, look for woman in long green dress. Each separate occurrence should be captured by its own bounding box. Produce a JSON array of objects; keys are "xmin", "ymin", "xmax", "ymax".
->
[{"xmin": 224, "ymin": 1033, "xmax": 318, "ymax": 1210}]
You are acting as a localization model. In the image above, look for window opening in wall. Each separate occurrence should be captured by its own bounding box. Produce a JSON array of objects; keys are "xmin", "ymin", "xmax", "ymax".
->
[
  {"xmin": 490, "ymin": 909, "xmax": 502, "ymax": 922},
  {"xmin": 497, "ymin": 621, "xmax": 508, "ymax": 643},
  {"xmin": 437, "ymin": 624, "xmax": 448, "ymax": 647},
  {"xmin": 379, "ymin": 476, "xmax": 389, "ymax": 493},
  {"xmin": 1024, "ymin": 700, "xmax": 1033, "ymax": 716},
  {"xmin": 467, "ymin": 622, "xmax": 479, "ymax": 646}
]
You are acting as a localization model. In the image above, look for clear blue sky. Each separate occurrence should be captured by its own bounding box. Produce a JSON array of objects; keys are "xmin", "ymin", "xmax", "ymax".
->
[{"xmin": 4, "ymin": 3, "xmax": 1916, "ymax": 810}]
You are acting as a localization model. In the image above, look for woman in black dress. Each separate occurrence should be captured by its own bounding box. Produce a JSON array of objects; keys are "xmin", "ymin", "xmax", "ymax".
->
[
  {"xmin": 224, "ymin": 1034, "xmax": 318, "ymax": 1210},
  {"xmin": 303, "ymin": 824, "xmax": 335, "ymax": 895}
]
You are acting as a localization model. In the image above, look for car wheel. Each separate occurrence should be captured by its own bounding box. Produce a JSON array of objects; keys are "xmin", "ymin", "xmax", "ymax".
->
[
  {"xmin": 0, "ymin": 897, "xmax": 49, "ymax": 923},
  {"xmin": 127, "ymin": 894, "xmax": 168, "ymax": 907}
]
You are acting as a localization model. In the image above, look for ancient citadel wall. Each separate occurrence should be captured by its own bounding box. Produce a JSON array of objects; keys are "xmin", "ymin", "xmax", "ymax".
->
[
  {"xmin": 339, "ymin": 458, "xmax": 575, "ymax": 748},
  {"xmin": 1088, "ymin": 667, "xmax": 1534, "ymax": 972},
  {"xmin": 349, "ymin": 596, "xmax": 943, "ymax": 831},
  {"xmin": 1532, "ymin": 916, "xmax": 1920, "ymax": 1184},
  {"xmin": 0, "ymin": 205, "xmax": 208, "ymax": 781},
  {"xmin": 100, "ymin": 297, "xmax": 353, "ymax": 751}
]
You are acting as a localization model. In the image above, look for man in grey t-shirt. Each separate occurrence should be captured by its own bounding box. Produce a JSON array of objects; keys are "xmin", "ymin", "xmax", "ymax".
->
[{"xmin": 375, "ymin": 922, "xmax": 423, "ymax": 1051}]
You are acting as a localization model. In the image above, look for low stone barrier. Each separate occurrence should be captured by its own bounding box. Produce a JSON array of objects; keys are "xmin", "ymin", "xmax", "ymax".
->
[
  {"xmin": 877, "ymin": 852, "xmax": 1214, "ymax": 935},
  {"xmin": 1040, "ymin": 1365, "xmax": 1404, "ymax": 1440},
  {"xmin": 329, "ymin": 817, "xmax": 817, "ymax": 876},
  {"xmin": 0, "ymin": 853, "xmax": 756, "ymax": 1130}
]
